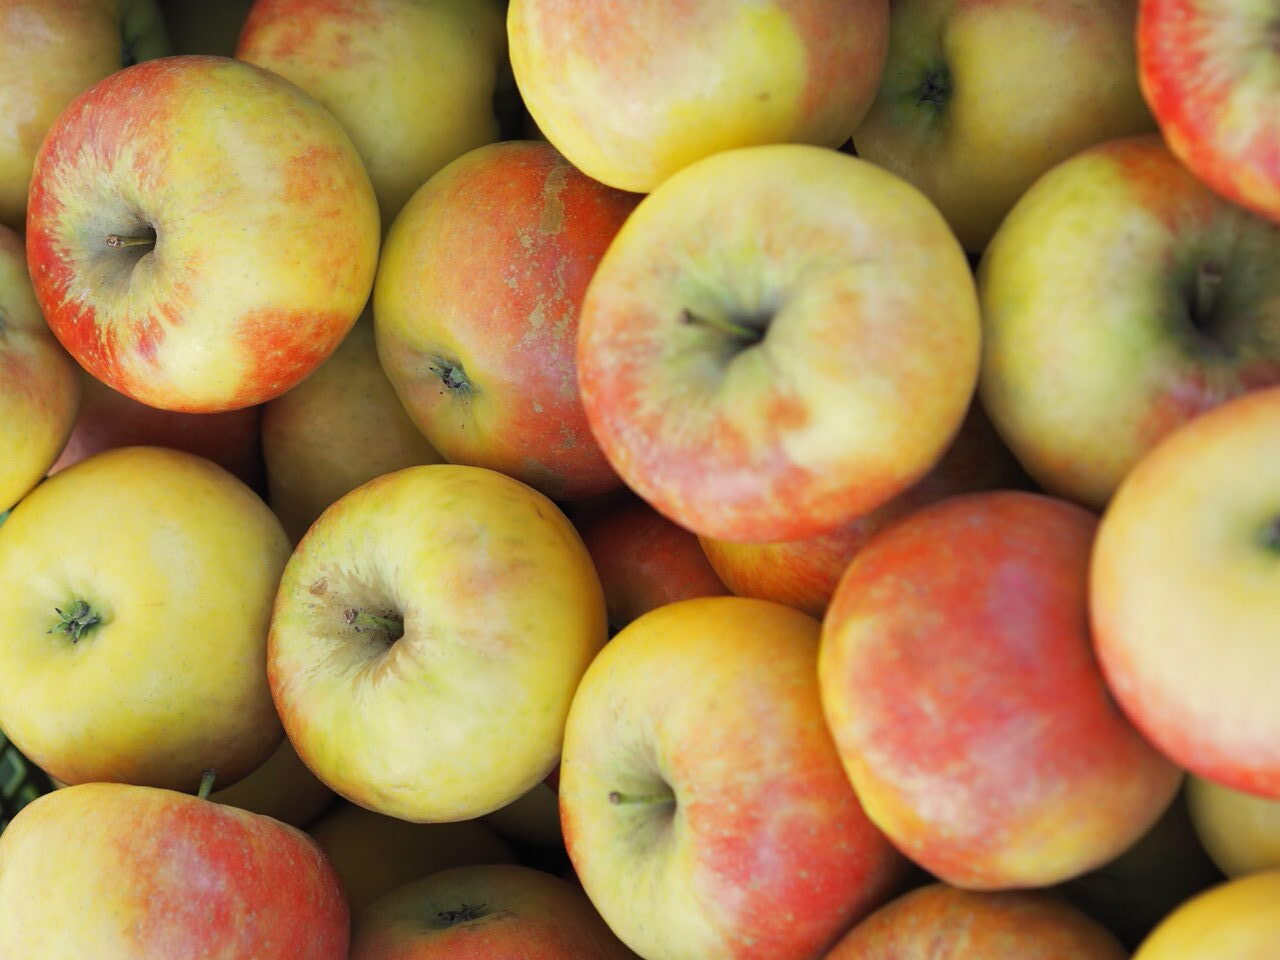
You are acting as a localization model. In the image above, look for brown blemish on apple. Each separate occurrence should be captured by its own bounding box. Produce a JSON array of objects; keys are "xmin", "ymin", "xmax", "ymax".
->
[
  {"xmin": 538, "ymin": 160, "xmax": 568, "ymax": 236},
  {"xmin": 308, "ymin": 577, "xmax": 328, "ymax": 596}
]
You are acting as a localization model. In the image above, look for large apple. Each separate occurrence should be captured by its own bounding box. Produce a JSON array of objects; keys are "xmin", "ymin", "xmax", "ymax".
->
[
  {"xmin": 375, "ymin": 139, "xmax": 635, "ymax": 501},
  {"xmin": 508, "ymin": 0, "xmax": 888, "ymax": 193},
  {"xmin": 1186, "ymin": 774, "xmax": 1280, "ymax": 878},
  {"xmin": 577, "ymin": 143, "xmax": 980, "ymax": 543},
  {"xmin": 0, "ymin": 0, "xmax": 168, "ymax": 230},
  {"xmin": 1139, "ymin": 0, "xmax": 1280, "ymax": 223},
  {"xmin": 0, "ymin": 781, "xmax": 347, "ymax": 958},
  {"xmin": 852, "ymin": 0, "xmax": 1155, "ymax": 252},
  {"xmin": 980, "ymin": 135, "xmax": 1280, "ymax": 508},
  {"xmin": 820, "ymin": 491, "xmax": 1182, "ymax": 889},
  {"xmin": 238, "ymin": 0, "xmax": 507, "ymax": 228},
  {"xmin": 560, "ymin": 596, "xmax": 906, "ymax": 960},
  {"xmin": 1091, "ymin": 386, "xmax": 1280, "ymax": 797},
  {"xmin": 1133, "ymin": 870, "xmax": 1280, "ymax": 959},
  {"xmin": 0, "ymin": 446, "xmax": 290, "ymax": 791},
  {"xmin": 0, "ymin": 223, "xmax": 79, "ymax": 511},
  {"xmin": 269, "ymin": 463, "xmax": 607, "ymax": 822},
  {"xmin": 26, "ymin": 55, "xmax": 380, "ymax": 413}
]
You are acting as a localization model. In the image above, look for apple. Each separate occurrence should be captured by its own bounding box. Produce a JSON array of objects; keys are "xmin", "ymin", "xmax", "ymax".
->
[
  {"xmin": 825, "ymin": 883, "xmax": 1127, "ymax": 959},
  {"xmin": 820, "ymin": 491, "xmax": 1182, "ymax": 889},
  {"xmin": 351, "ymin": 864, "xmax": 638, "ymax": 959},
  {"xmin": 481, "ymin": 777, "xmax": 563, "ymax": 849},
  {"xmin": 1133, "ymin": 870, "xmax": 1280, "ymax": 959},
  {"xmin": 577, "ymin": 143, "xmax": 980, "ymax": 543},
  {"xmin": 261, "ymin": 316, "xmax": 444, "ymax": 544},
  {"xmin": 0, "ymin": 0, "xmax": 168, "ymax": 230},
  {"xmin": 26, "ymin": 55, "xmax": 380, "ymax": 413},
  {"xmin": 1091, "ymin": 386, "xmax": 1280, "ymax": 797},
  {"xmin": 0, "ymin": 781, "xmax": 347, "ymax": 958},
  {"xmin": 508, "ymin": 0, "xmax": 888, "ymax": 193},
  {"xmin": 237, "ymin": 0, "xmax": 507, "ymax": 228},
  {"xmin": 699, "ymin": 401, "xmax": 1023, "ymax": 617},
  {"xmin": 0, "ymin": 223, "xmax": 79, "ymax": 511},
  {"xmin": 375, "ymin": 139, "xmax": 635, "ymax": 501},
  {"xmin": 159, "ymin": 0, "xmax": 253, "ymax": 56},
  {"xmin": 309, "ymin": 801, "xmax": 515, "ymax": 917},
  {"xmin": 1139, "ymin": 0, "xmax": 1280, "ymax": 223},
  {"xmin": 0, "ymin": 446, "xmax": 290, "ymax": 791},
  {"xmin": 209, "ymin": 738, "xmax": 334, "ymax": 830},
  {"xmin": 852, "ymin": 0, "xmax": 1155, "ymax": 252},
  {"xmin": 980, "ymin": 135, "xmax": 1280, "ymax": 509},
  {"xmin": 1186, "ymin": 774, "xmax": 1280, "ymax": 878},
  {"xmin": 269, "ymin": 463, "xmax": 607, "ymax": 822},
  {"xmin": 561, "ymin": 596, "xmax": 906, "ymax": 960}
]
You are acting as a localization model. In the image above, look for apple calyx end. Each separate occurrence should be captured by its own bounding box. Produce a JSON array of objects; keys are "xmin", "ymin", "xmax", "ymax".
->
[
  {"xmin": 47, "ymin": 599, "xmax": 103, "ymax": 644},
  {"xmin": 437, "ymin": 902, "xmax": 487, "ymax": 926},
  {"xmin": 427, "ymin": 357, "xmax": 472, "ymax": 395},
  {"xmin": 196, "ymin": 768, "xmax": 217, "ymax": 800},
  {"xmin": 916, "ymin": 65, "xmax": 951, "ymax": 109}
]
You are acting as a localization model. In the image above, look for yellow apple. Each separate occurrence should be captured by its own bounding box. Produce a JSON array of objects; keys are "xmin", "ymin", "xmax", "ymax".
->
[
  {"xmin": 1186, "ymin": 774, "xmax": 1280, "ymax": 878},
  {"xmin": 1133, "ymin": 870, "xmax": 1280, "ymax": 959}
]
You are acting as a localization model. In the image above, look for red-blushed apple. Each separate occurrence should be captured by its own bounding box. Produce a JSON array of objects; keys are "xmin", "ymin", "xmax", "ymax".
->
[
  {"xmin": 825, "ymin": 883, "xmax": 1127, "ymax": 959},
  {"xmin": 375, "ymin": 140, "xmax": 635, "ymax": 501},
  {"xmin": 560, "ymin": 596, "xmax": 907, "ymax": 960},
  {"xmin": 308, "ymin": 801, "xmax": 515, "ymax": 917},
  {"xmin": 1091, "ymin": 386, "xmax": 1280, "ymax": 798},
  {"xmin": 577, "ymin": 143, "xmax": 980, "ymax": 543},
  {"xmin": 819, "ymin": 491, "xmax": 1182, "ymax": 889},
  {"xmin": 0, "ymin": 446, "xmax": 290, "ymax": 791},
  {"xmin": 1139, "ymin": 0, "xmax": 1280, "ymax": 223},
  {"xmin": 26, "ymin": 55, "xmax": 380, "ymax": 413},
  {"xmin": 1133, "ymin": 870, "xmax": 1280, "ymax": 959},
  {"xmin": 0, "ymin": 223, "xmax": 79, "ymax": 511},
  {"xmin": 0, "ymin": 780, "xmax": 348, "ymax": 958},
  {"xmin": 979, "ymin": 135, "xmax": 1280, "ymax": 508},
  {"xmin": 699, "ymin": 402, "xmax": 1023, "ymax": 617},
  {"xmin": 237, "ymin": 0, "xmax": 508, "ymax": 228},
  {"xmin": 852, "ymin": 0, "xmax": 1155, "ymax": 253},
  {"xmin": 350, "ymin": 864, "xmax": 638, "ymax": 959},
  {"xmin": 0, "ymin": 0, "xmax": 168, "ymax": 229},
  {"xmin": 1186, "ymin": 774, "xmax": 1280, "ymax": 878},
  {"xmin": 269, "ymin": 464, "xmax": 607, "ymax": 822},
  {"xmin": 507, "ymin": 0, "xmax": 888, "ymax": 193},
  {"xmin": 209, "ymin": 738, "xmax": 333, "ymax": 829},
  {"xmin": 261, "ymin": 316, "xmax": 444, "ymax": 544},
  {"xmin": 576, "ymin": 493, "xmax": 728, "ymax": 631}
]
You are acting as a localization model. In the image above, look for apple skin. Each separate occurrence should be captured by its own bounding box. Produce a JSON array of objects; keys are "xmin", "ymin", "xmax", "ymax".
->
[
  {"xmin": 269, "ymin": 463, "xmax": 607, "ymax": 822},
  {"xmin": 1091, "ymin": 386, "xmax": 1280, "ymax": 798},
  {"xmin": 853, "ymin": 0, "xmax": 1155, "ymax": 252},
  {"xmin": 0, "ymin": 781, "xmax": 348, "ymax": 959},
  {"xmin": 1186, "ymin": 774, "xmax": 1280, "ymax": 878},
  {"xmin": 375, "ymin": 140, "xmax": 636, "ymax": 502},
  {"xmin": 508, "ymin": 0, "xmax": 887, "ymax": 193},
  {"xmin": 0, "ymin": 223, "xmax": 79, "ymax": 511},
  {"xmin": 699, "ymin": 402, "xmax": 1023, "ymax": 617},
  {"xmin": 561, "ymin": 596, "xmax": 907, "ymax": 960},
  {"xmin": 1133, "ymin": 870, "xmax": 1280, "ymax": 959},
  {"xmin": 825, "ymin": 883, "xmax": 1127, "ymax": 959},
  {"xmin": 979, "ymin": 135, "xmax": 1280, "ymax": 509},
  {"xmin": 820, "ymin": 491, "xmax": 1182, "ymax": 889},
  {"xmin": 0, "ymin": 446, "xmax": 290, "ymax": 792},
  {"xmin": 1139, "ymin": 0, "xmax": 1280, "ymax": 223},
  {"xmin": 26, "ymin": 55, "xmax": 380, "ymax": 413},
  {"xmin": 577, "ymin": 143, "xmax": 980, "ymax": 543},
  {"xmin": 209, "ymin": 738, "xmax": 334, "ymax": 830},
  {"xmin": 0, "ymin": 0, "xmax": 168, "ymax": 230},
  {"xmin": 262, "ymin": 316, "xmax": 444, "ymax": 544},
  {"xmin": 351, "ymin": 864, "xmax": 638, "ymax": 959}
]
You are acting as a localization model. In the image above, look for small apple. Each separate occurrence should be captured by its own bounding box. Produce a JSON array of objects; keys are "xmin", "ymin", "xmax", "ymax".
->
[
  {"xmin": 1186, "ymin": 774, "xmax": 1280, "ymax": 878},
  {"xmin": 1133, "ymin": 870, "xmax": 1280, "ymax": 959}
]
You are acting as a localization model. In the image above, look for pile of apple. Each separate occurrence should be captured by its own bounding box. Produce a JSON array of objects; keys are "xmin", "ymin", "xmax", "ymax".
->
[{"xmin": 0, "ymin": 0, "xmax": 1278, "ymax": 957}]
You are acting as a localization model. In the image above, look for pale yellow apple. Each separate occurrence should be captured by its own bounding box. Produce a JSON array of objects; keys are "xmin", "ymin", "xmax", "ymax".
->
[
  {"xmin": 1134, "ymin": 870, "xmax": 1280, "ymax": 959},
  {"xmin": 1186, "ymin": 775, "xmax": 1280, "ymax": 878}
]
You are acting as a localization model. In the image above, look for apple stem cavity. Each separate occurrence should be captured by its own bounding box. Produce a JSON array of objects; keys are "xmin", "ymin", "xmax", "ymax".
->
[
  {"xmin": 48, "ymin": 599, "xmax": 102, "ymax": 643},
  {"xmin": 197, "ymin": 768, "xmax": 217, "ymax": 800},
  {"xmin": 343, "ymin": 607, "xmax": 405, "ymax": 643},
  {"xmin": 1192, "ymin": 260, "xmax": 1224, "ymax": 329},
  {"xmin": 607, "ymin": 789, "xmax": 676, "ymax": 807},
  {"xmin": 1263, "ymin": 515, "xmax": 1280, "ymax": 554},
  {"xmin": 678, "ymin": 307, "xmax": 763, "ymax": 345},
  {"xmin": 105, "ymin": 233, "xmax": 156, "ymax": 250}
]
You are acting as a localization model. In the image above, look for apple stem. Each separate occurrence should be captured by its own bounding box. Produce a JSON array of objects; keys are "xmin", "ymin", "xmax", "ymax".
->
[
  {"xmin": 105, "ymin": 233, "xmax": 155, "ymax": 249},
  {"xmin": 608, "ymin": 789, "xmax": 676, "ymax": 807},
  {"xmin": 344, "ymin": 608, "xmax": 405, "ymax": 641},
  {"xmin": 1264, "ymin": 516, "xmax": 1280, "ymax": 553},
  {"xmin": 197, "ymin": 768, "xmax": 217, "ymax": 800},
  {"xmin": 679, "ymin": 307, "xmax": 761, "ymax": 343},
  {"xmin": 1193, "ymin": 260, "xmax": 1223, "ymax": 328},
  {"xmin": 48, "ymin": 599, "xmax": 102, "ymax": 643}
]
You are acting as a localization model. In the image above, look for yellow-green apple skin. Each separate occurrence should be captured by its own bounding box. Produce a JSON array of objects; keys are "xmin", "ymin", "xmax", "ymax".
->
[
  {"xmin": 1187, "ymin": 774, "xmax": 1280, "ymax": 878},
  {"xmin": 853, "ymin": 0, "xmax": 1155, "ymax": 252},
  {"xmin": 1091, "ymin": 387, "xmax": 1280, "ymax": 798},
  {"xmin": 308, "ymin": 801, "xmax": 515, "ymax": 917},
  {"xmin": 0, "ymin": 223, "xmax": 79, "ymax": 511},
  {"xmin": 0, "ymin": 782, "xmax": 348, "ymax": 959},
  {"xmin": 1133, "ymin": 870, "xmax": 1280, "ymax": 959},
  {"xmin": 268, "ymin": 463, "xmax": 607, "ymax": 822},
  {"xmin": 980, "ymin": 135, "xmax": 1280, "ymax": 509},
  {"xmin": 0, "ymin": 0, "xmax": 168, "ymax": 230},
  {"xmin": 577, "ymin": 144, "xmax": 980, "ymax": 543},
  {"xmin": 262, "ymin": 316, "xmax": 444, "ymax": 544},
  {"xmin": 209, "ymin": 738, "xmax": 334, "ymax": 829},
  {"xmin": 237, "ymin": 0, "xmax": 507, "ymax": 228},
  {"xmin": 0, "ymin": 446, "xmax": 290, "ymax": 791},
  {"xmin": 508, "ymin": 0, "xmax": 888, "ymax": 193},
  {"xmin": 350, "ymin": 864, "xmax": 639, "ymax": 959},
  {"xmin": 25, "ymin": 55, "xmax": 380, "ymax": 413},
  {"xmin": 1139, "ymin": 0, "xmax": 1280, "ymax": 223},
  {"xmin": 375, "ymin": 140, "xmax": 635, "ymax": 501},
  {"xmin": 820, "ymin": 491, "xmax": 1182, "ymax": 889},
  {"xmin": 560, "ymin": 596, "xmax": 906, "ymax": 960}
]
